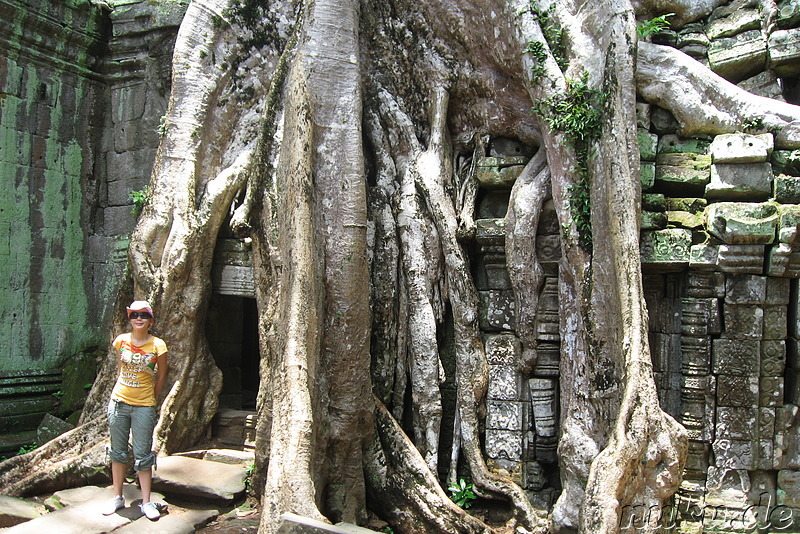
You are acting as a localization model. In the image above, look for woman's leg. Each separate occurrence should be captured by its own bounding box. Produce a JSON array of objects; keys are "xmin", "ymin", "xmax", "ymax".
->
[
  {"xmin": 130, "ymin": 405, "xmax": 157, "ymax": 503},
  {"xmin": 107, "ymin": 400, "xmax": 132, "ymax": 498}
]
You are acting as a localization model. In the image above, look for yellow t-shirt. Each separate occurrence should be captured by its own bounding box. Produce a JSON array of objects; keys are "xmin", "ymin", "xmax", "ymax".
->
[{"xmin": 111, "ymin": 333, "xmax": 168, "ymax": 406}]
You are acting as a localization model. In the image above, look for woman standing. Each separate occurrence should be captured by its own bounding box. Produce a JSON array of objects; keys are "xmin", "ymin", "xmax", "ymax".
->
[{"xmin": 102, "ymin": 300, "xmax": 168, "ymax": 520}]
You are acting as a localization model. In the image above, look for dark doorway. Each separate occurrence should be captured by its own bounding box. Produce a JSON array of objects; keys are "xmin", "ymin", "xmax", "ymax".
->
[{"xmin": 206, "ymin": 294, "xmax": 260, "ymax": 410}]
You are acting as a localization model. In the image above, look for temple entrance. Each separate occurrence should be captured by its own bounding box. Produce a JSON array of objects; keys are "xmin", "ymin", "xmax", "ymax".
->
[{"xmin": 206, "ymin": 294, "xmax": 260, "ymax": 410}]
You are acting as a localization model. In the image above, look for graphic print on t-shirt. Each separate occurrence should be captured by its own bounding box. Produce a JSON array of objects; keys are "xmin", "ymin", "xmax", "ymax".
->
[{"xmin": 118, "ymin": 343, "xmax": 158, "ymax": 388}]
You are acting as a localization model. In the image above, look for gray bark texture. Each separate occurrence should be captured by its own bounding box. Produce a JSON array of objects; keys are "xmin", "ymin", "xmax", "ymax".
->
[{"xmin": 3, "ymin": 0, "xmax": 795, "ymax": 532}]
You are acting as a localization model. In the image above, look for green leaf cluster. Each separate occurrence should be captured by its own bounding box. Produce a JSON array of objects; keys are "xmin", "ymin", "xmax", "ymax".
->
[
  {"xmin": 129, "ymin": 187, "xmax": 149, "ymax": 216},
  {"xmin": 448, "ymin": 478, "xmax": 477, "ymax": 509},
  {"xmin": 636, "ymin": 13, "xmax": 673, "ymax": 39}
]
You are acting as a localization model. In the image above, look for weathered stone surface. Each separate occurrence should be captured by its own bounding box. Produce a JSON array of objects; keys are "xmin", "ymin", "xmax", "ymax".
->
[
  {"xmin": 763, "ymin": 305, "xmax": 788, "ymax": 339},
  {"xmin": 152, "ymin": 456, "xmax": 248, "ymax": 502},
  {"xmin": 712, "ymin": 339, "xmax": 759, "ymax": 376},
  {"xmin": 777, "ymin": 205, "xmax": 800, "ymax": 244},
  {"xmin": 710, "ymin": 133, "xmax": 773, "ymax": 164},
  {"xmin": 722, "ymin": 304, "xmax": 764, "ymax": 339},
  {"xmin": 762, "ymin": 340, "xmax": 788, "ymax": 376},
  {"xmin": 774, "ymin": 175, "xmax": 800, "ymax": 203},
  {"xmin": 713, "ymin": 438, "xmax": 757, "ymax": 469},
  {"xmin": 705, "ymin": 467, "xmax": 751, "ymax": 507},
  {"xmin": 681, "ymin": 375, "xmax": 716, "ymax": 441},
  {"xmin": 534, "ymin": 278, "xmax": 560, "ymax": 341},
  {"xmin": 706, "ymin": 9, "xmax": 761, "ymax": 40},
  {"xmin": 778, "ymin": 0, "xmax": 800, "ymax": 29},
  {"xmin": 0, "ymin": 495, "xmax": 45, "ymax": 527},
  {"xmin": 479, "ymin": 290, "xmax": 515, "ymax": 331},
  {"xmin": 725, "ymin": 274, "xmax": 767, "ymax": 304},
  {"xmin": 486, "ymin": 401, "xmax": 524, "ymax": 431},
  {"xmin": 641, "ymin": 211, "xmax": 668, "ymax": 230},
  {"xmin": 709, "ymin": 29, "xmax": 767, "ymax": 82},
  {"xmin": 485, "ymin": 429, "xmax": 523, "ymax": 460},
  {"xmin": 737, "ymin": 70, "xmax": 786, "ymax": 101},
  {"xmin": 636, "ymin": 102, "xmax": 651, "ymax": 130},
  {"xmin": 705, "ymin": 163, "xmax": 773, "ymax": 200},
  {"xmin": 36, "ymin": 413, "xmax": 74, "ymax": 445},
  {"xmin": 658, "ymin": 134, "xmax": 710, "ymax": 155},
  {"xmin": 487, "ymin": 458, "xmax": 524, "ymax": 486},
  {"xmin": 760, "ymin": 377, "xmax": 785, "ymax": 407},
  {"xmin": 667, "ymin": 211, "xmax": 704, "ymax": 229},
  {"xmin": 485, "ymin": 334, "xmax": 520, "ymax": 366},
  {"xmin": 641, "ymin": 161, "xmax": 655, "ymax": 191},
  {"xmin": 475, "ymin": 156, "xmax": 528, "ymax": 189},
  {"xmin": 681, "ymin": 334, "xmax": 711, "ymax": 376},
  {"xmin": 717, "ymin": 244, "xmax": 766, "ymax": 274},
  {"xmin": 767, "ymin": 242, "xmax": 800, "ymax": 277},
  {"xmin": 769, "ymin": 28, "xmax": 800, "ymax": 77},
  {"xmin": 638, "ymin": 129, "xmax": 658, "ymax": 161},
  {"xmin": 488, "ymin": 365, "xmax": 520, "ymax": 401},
  {"xmin": 777, "ymin": 470, "xmax": 800, "ymax": 507},
  {"xmin": 277, "ymin": 513, "xmax": 380, "ymax": 534},
  {"xmin": 767, "ymin": 276, "xmax": 791, "ymax": 304},
  {"xmin": 531, "ymin": 343, "xmax": 559, "ymax": 377},
  {"xmin": 690, "ymin": 243, "xmax": 719, "ymax": 270},
  {"xmin": 642, "ymin": 193, "xmax": 666, "ymax": 212},
  {"xmin": 716, "ymin": 406, "xmax": 758, "ymax": 440},
  {"xmin": 655, "ymin": 152, "xmax": 712, "ymax": 195},
  {"xmin": 667, "ymin": 197, "xmax": 707, "ymax": 214},
  {"xmin": 475, "ymin": 218, "xmax": 505, "ymax": 245},
  {"xmin": 706, "ymin": 203, "xmax": 778, "ymax": 245},
  {"xmin": 716, "ymin": 374, "xmax": 759, "ymax": 407},
  {"xmin": 640, "ymin": 229, "xmax": 692, "ymax": 266}
]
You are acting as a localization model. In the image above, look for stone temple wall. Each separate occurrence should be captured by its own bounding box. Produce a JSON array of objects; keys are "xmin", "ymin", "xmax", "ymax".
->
[{"xmin": 0, "ymin": 0, "xmax": 184, "ymax": 439}]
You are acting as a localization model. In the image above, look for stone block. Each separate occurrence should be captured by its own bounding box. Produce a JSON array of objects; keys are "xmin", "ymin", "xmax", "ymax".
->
[
  {"xmin": 485, "ymin": 334, "xmax": 520, "ymax": 366},
  {"xmin": 716, "ymin": 374, "xmax": 759, "ymax": 407},
  {"xmin": 485, "ymin": 429, "xmax": 523, "ymax": 460},
  {"xmin": 759, "ymin": 407, "xmax": 776, "ymax": 439},
  {"xmin": 767, "ymin": 277, "xmax": 791, "ymax": 305},
  {"xmin": 641, "ymin": 161, "xmax": 655, "ymax": 191},
  {"xmin": 667, "ymin": 197, "xmax": 708, "ymax": 213},
  {"xmin": 651, "ymin": 332, "xmax": 680, "ymax": 373},
  {"xmin": 712, "ymin": 338, "xmax": 759, "ymax": 375},
  {"xmin": 716, "ymin": 406, "xmax": 758, "ymax": 440},
  {"xmin": 488, "ymin": 365, "xmax": 520, "ymax": 401},
  {"xmin": 277, "ymin": 513, "xmax": 381, "ymax": 534},
  {"xmin": 713, "ymin": 439, "xmax": 756, "ymax": 469},
  {"xmin": 777, "ymin": 470, "xmax": 800, "ymax": 507},
  {"xmin": 658, "ymin": 134, "xmax": 710, "ymax": 154},
  {"xmin": 667, "ymin": 211, "xmax": 705, "ymax": 229},
  {"xmin": 651, "ymin": 106, "xmax": 679, "ymax": 134},
  {"xmin": 709, "ymin": 29, "xmax": 767, "ymax": 82},
  {"xmin": 536, "ymin": 235, "xmax": 561, "ymax": 265},
  {"xmin": 778, "ymin": 0, "xmax": 800, "ymax": 29},
  {"xmin": 774, "ymin": 175, "xmax": 800, "ymax": 203},
  {"xmin": 102, "ymin": 205, "xmax": 137, "ymax": 236},
  {"xmin": 718, "ymin": 244, "xmax": 766, "ymax": 274},
  {"xmin": 767, "ymin": 242, "xmax": 800, "ymax": 277},
  {"xmin": 475, "ymin": 218, "xmax": 505, "ymax": 245},
  {"xmin": 772, "ymin": 149, "xmax": 800, "ymax": 175},
  {"xmin": 723, "ymin": 304, "xmax": 764, "ymax": 339},
  {"xmin": 638, "ymin": 129, "xmax": 658, "ymax": 161},
  {"xmin": 706, "ymin": 9, "xmax": 761, "ymax": 40},
  {"xmin": 759, "ymin": 376, "xmax": 784, "ymax": 407},
  {"xmin": 681, "ymin": 335, "xmax": 711, "ymax": 375},
  {"xmin": 705, "ymin": 467, "xmax": 751, "ymax": 507},
  {"xmin": 0, "ymin": 495, "xmax": 45, "ymax": 527},
  {"xmin": 688, "ymin": 271, "xmax": 726, "ymax": 298},
  {"xmin": 486, "ymin": 400, "xmax": 524, "ymax": 431},
  {"xmin": 710, "ymin": 133, "xmax": 773, "ymax": 164},
  {"xmin": 690, "ymin": 243, "xmax": 719, "ymax": 270},
  {"xmin": 478, "ymin": 290, "xmax": 515, "ymax": 331},
  {"xmin": 681, "ymin": 375, "xmax": 716, "ymax": 441},
  {"xmin": 487, "ymin": 458, "xmax": 523, "ymax": 486},
  {"xmin": 531, "ymin": 343, "xmax": 559, "ymax": 377},
  {"xmin": 535, "ymin": 277, "xmax": 560, "ymax": 342},
  {"xmin": 655, "ymin": 153, "xmax": 712, "ymax": 195},
  {"xmin": 636, "ymin": 102, "xmax": 651, "ymax": 129},
  {"xmin": 738, "ymin": 70, "xmax": 785, "ymax": 101},
  {"xmin": 777, "ymin": 205, "xmax": 800, "ymax": 245},
  {"xmin": 763, "ymin": 305, "xmax": 788, "ymax": 339},
  {"xmin": 641, "ymin": 211, "xmax": 668, "ymax": 230},
  {"xmin": 640, "ymin": 229, "xmax": 692, "ymax": 266},
  {"xmin": 706, "ymin": 163, "xmax": 774, "ymax": 201},
  {"xmin": 762, "ymin": 340, "xmax": 787, "ymax": 376},
  {"xmin": 769, "ymin": 28, "xmax": 800, "ymax": 77},
  {"xmin": 529, "ymin": 378, "xmax": 557, "ymax": 439},
  {"xmin": 725, "ymin": 274, "xmax": 767, "ymax": 304},
  {"xmin": 475, "ymin": 156, "xmax": 528, "ymax": 189}
]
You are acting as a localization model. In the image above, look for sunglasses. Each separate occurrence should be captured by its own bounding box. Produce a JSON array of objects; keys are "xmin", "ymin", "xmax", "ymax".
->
[{"xmin": 129, "ymin": 312, "xmax": 152, "ymax": 320}]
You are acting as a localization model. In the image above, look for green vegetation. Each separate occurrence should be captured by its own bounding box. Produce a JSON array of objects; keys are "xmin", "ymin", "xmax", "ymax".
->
[
  {"xmin": 17, "ymin": 443, "xmax": 37, "ymax": 456},
  {"xmin": 447, "ymin": 478, "xmax": 477, "ymax": 509},
  {"xmin": 525, "ymin": 40, "xmax": 548, "ymax": 80},
  {"xmin": 636, "ymin": 13, "xmax": 673, "ymax": 39},
  {"xmin": 532, "ymin": 73, "xmax": 606, "ymax": 249},
  {"xmin": 129, "ymin": 187, "xmax": 149, "ymax": 216},
  {"xmin": 157, "ymin": 114, "xmax": 169, "ymax": 137}
]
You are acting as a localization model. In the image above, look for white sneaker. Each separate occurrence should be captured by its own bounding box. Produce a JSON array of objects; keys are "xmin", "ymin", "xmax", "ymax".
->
[
  {"xmin": 102, "ymin": 495, "xmax": 125, "ymax": 515},
  {"xmin": 140, "ymin": 501, "xmax": 160, "ymax": 520}
]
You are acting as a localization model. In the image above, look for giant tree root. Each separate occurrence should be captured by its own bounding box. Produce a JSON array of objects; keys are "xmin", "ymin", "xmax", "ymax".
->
[{"xmin": 0, "ymin": 415, "xmax": 108, "ymax": 497}]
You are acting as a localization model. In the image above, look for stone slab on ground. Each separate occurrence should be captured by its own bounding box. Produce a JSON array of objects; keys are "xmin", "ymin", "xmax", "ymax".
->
[
  {"xmin": 115, "ymin": 508, "xmax": 218, "ymax": 534},
  {"xmin": 152, "ymin": 455, "xmax": 248, "ymax": 501},
  {"xmin": 0, "ymin": 495, "xmax": 45, "ymax": 527},
  {"xmin": 277, "ymin": 513, "xmax": 379, "ymax": 533},
  {"xmin": 46, "ymin": 483, "xmax": 164, "ymax": 509},
  {"xmin": 0, "ymin": 499, "xmax": 132, "ymax": 533}
]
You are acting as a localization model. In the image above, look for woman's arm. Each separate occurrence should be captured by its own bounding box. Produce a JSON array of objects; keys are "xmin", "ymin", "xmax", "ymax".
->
[{"xmin": 154, "ymin": 353, "xmax": 169, "ymax": 400}]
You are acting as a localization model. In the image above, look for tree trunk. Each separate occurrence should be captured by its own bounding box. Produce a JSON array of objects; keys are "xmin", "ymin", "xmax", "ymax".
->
[{"xmin": 5, "ymin": 1, "xmax": 796, "ymax": 533}]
